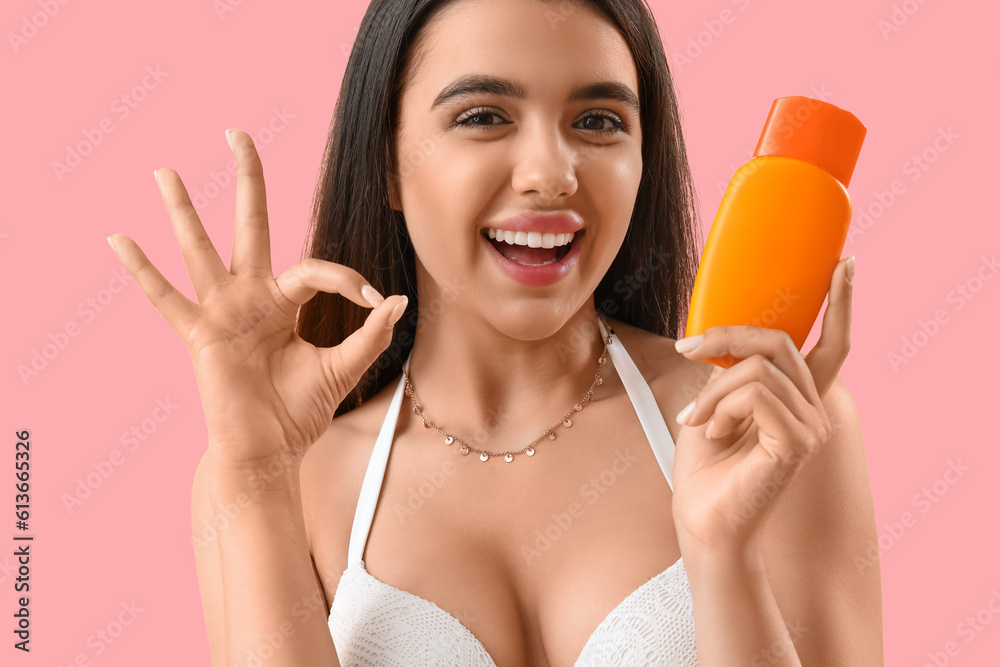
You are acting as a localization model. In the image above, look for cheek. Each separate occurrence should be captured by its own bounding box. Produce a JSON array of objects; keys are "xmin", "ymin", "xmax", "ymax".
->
[
  {"xmin": 396, "ymin": 136, "xmax": 499, "ymax": 264},
  {"xmin": 583, "ymin": 150, "xmax": 643, "ymax": 234}
]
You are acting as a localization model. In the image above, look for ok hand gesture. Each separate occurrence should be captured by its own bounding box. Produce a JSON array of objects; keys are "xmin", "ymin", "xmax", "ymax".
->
[{"xmin": 108, "ymin": 130, "xmax": 407, "ymax": 469}]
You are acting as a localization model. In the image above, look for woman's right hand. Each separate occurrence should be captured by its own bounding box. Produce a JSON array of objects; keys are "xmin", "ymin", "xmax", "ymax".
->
[{"xmin": 109, "ymin": 129, "xmax": 407, "ymax": 470}]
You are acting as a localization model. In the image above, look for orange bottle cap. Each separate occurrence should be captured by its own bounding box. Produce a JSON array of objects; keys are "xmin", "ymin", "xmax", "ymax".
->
[{"xmin": 753, "ymin": 96, "xmax": 867, "ymax": 188}]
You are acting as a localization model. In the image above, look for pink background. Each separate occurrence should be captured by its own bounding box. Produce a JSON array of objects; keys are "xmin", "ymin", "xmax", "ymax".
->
[{"xmin": 4, "ymin": 0, "xmax": 998, "ymax": 664}]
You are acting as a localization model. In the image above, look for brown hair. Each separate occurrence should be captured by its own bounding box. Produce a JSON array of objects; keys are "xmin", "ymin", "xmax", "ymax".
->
[{"xmin": 296, "ymin": 0, "xmax": 703, "ymax": 417}]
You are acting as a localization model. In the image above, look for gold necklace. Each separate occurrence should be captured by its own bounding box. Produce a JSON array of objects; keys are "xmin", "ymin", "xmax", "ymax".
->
[{"xmin": 401, "ymin": 314, "xmax": 614, "ymax": 462}]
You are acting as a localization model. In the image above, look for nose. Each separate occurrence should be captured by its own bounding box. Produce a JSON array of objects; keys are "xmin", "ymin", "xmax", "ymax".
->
[{"xmin": 510, "ymin": 127, "xmax": 579, "ymax": 202}]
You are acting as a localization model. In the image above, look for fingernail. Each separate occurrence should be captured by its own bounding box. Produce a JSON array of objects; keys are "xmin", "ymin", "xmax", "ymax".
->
[
  {"xmin": 107, "ymin": 236, "xmax": 118, "ymax": 254},
  {"xmin": 846, "ymin": 255, "xmax": 856, "ymax": 286},
  {"xmin": 705, "ymin": 419, "xmax": 715, "ymax": 439},
  {"xmin": 152, "ymin": 169, "xmax": 159, "ymax": 183},
  {"xmin": 387, "ymin": 296, "xmax": 408, "ymax": 328},
  {"xmin": 675, "ymin": 335, "xmax": 703, "ymax": 354},
  {"xmin": 676, "ymin": 400, "xmax": 696, "ymax": 425},
  {"xmin": 226, "ymin": 129, "xmax": 234, "ymax": 151},
  {"xmin": 361, "ymin": 284, "xmax": 385, "ymax": 308}
]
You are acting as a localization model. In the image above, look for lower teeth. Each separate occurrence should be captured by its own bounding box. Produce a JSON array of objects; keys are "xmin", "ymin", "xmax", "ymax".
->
[{"xmin": 511, "ymin": 256, "xmax": 559, "ymax": 267}]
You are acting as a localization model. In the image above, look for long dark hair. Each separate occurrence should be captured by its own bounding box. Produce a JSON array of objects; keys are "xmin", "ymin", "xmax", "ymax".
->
[{"xmin": 297, "ymin": 0, "xmax": 703, "ymax": 417}]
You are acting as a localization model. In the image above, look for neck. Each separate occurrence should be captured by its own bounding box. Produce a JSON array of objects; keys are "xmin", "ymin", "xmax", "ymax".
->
[{"xmin": 403, "ymin": 301, "xmax": 610, "ymax": 452}]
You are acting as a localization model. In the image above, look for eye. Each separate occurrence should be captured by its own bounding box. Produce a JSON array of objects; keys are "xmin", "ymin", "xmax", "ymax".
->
[
  {"xmin": 453, "ymin": 108, "xmax": 509, "ymax": 131},
  {"xmin": 452, "ymin": 108, "xmax": 630, "ymax": 136},
  {"xmin": 574, "ymin": 111, "xmax": 630, "ymax": 136}
]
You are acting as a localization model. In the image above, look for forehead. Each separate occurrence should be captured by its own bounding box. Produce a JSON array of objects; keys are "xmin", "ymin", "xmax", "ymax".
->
[{"xmin": 402, "ymin": 0, "xmax": 639, "ymax": 106}]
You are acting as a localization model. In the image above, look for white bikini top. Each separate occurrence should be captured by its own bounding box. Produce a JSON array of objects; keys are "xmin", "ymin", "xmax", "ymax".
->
[{"xmin": 328, "ymin": 318, "xmax": 699, "ymax": 665}]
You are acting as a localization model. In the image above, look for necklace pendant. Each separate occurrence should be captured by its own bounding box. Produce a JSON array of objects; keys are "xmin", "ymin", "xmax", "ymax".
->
[
  {"xmin": 444, "ymin": 435, "xmax": 454, "ymax": 445},
  {"xmin": 460, "ymin": 445, "xmax": 470, "ymax": 455},
  {"xmin": 563, "ymin": 418, "xmax": 573, "ymax": 427},
  {"xmin": 574, "ymin": 403, "xmax": 583, "ymax": 411},
  {"xmin": 526, "ymin": 446, "xmax": 535, "ymax": 456},
  {"xmin": 480, "ymin": 452, "xmax": 489, "ymax": 462},
  {"xmin": 504, "ymin": 453, "xmax": 514, "ymax": 462},
  {"xmin": 596, "ymin": 376, "xmax": 603, "ymax": 385},
  {"xmin": 547, "ymin": 431, "xmax": 556, "ymax": 440}
]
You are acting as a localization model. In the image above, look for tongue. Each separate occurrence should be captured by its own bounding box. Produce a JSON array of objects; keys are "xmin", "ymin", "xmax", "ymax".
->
[{"xmin": 492, "ymin": 239, "xmax": 560, "ymax": 264}]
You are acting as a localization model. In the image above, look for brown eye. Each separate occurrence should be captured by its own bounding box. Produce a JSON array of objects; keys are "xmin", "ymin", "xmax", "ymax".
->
[
  {"xmin": 454, "ymin": 108, "xmax": 508, "ymax": 130},
  {"xmin": 575, "ymin": 112, "xmax": 628, "ymax": 136}
]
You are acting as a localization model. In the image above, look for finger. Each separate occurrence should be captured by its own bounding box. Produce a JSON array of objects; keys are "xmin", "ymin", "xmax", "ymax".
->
[
  {"xmin": 228, "ymin": 129, "xmax": 272, "ymax": 277},
  {"xmin": 677, "ymin": 325, "xmax": 821, "ymax": 409},
  {"xmin": 704, "ymin": 382, "xmax": 811, "ymax": 460},
  {"xmin": 324, "ymin": 294, "xmax": 408, "ymax": 383},
  {"xmin": 107, "ymin": 234, "xmax": 199, "ymax": 339},
  {"xmin": 677, "ymin": 354, "xmax": 815, "ymax": 428},
  {"xmin": 804, "ymin": 255, "xmax": 854, "ymax": 398},
  {"xmin": 153, "ymin": 168, "xmax": 231, "ymax": 302},
  {"xmin": 274, "ymin": 258, "xmax": 387, "ymax": 308}
]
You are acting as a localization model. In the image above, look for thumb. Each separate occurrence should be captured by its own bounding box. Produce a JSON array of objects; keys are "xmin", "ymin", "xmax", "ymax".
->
[
  {"xmin": 326, "ymin": 295, "xmax": 408, "ymax": 384},
  {"xmin": 804, "ymin": 255, "xmax": 854, "ymax": 399}
]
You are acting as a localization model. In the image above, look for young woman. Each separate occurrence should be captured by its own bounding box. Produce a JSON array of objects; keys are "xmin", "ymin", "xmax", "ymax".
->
[{"xmin": 109, "ymin": 0, "xmax": 882, "ymax": 664}]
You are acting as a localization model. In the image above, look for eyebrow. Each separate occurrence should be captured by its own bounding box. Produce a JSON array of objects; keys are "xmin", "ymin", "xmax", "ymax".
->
[{"xmin": 430, "ymin": 74, "xmax": 640, "ymax": 114}]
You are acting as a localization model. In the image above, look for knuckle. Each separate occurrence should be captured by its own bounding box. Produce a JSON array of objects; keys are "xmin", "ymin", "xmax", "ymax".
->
[
  {"xmin": 810, "ymin": 429, "xmax": 825, "ymax": 451},
  {"xmin": 749, "ymin": 380, "xmax": 769, "ymax": 400},
  {"xmin": 290, "ymin": 258, "xmax": 320, "ymax": 284},
  {"xmin": 201, "ymin": 279, "xmax": 229, "ymax": 298},
  {"xmin": 300, "ymin": 257, "xmax": 322, "ymax": 273},
  {"xmin": 151, "ymin": 281, "xmax": 175, "ymax": 301},
  {"xmin": 749, "ymin": 354, "xmax": 770, "ymax": 375},
  {"xmin": 188, "ymin": 235, "xmax": 216, "ymax": 254},
  {"xmin": 801, "ymin": 432, "xmax": 819, "ymax": 452},
  {"xmin": 241, "ymin": 211, "xmax": 269, "ymax": 229},
  {"xmin": 706, "ymin": 325, "xmax": 725, "ymax": 342},
  {"xmin": 778, "ymin": 330, "xmax": 796, "ymax": 354},
  {"xmin": 176, "ymin": 202, "xmax": 199, "ymax": 218}
]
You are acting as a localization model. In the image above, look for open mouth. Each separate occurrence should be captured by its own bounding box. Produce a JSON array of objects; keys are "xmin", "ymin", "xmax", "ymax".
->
[{"xmin": 483, "ymin": 229, "xmax": 581, "ymax": 266}]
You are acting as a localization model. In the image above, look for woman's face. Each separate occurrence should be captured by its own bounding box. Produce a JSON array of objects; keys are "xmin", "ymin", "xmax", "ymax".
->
[{"xmin": 389, "ymin": 0, "xmax": 643, "ymax": 337}]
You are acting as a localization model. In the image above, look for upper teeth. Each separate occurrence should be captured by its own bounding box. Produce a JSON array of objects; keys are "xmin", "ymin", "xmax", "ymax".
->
[{"xmin": 486, "ymin": 228, "xmax": 576, "ymax": 248}]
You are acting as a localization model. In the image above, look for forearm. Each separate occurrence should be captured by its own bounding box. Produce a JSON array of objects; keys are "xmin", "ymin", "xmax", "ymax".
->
[
  {"xmin": 207, "ymin": 451, "xmax": 339, "ymax": 667},
  {"xmin": 684, "ymin": 539, "xmax": 801, "ymax": 666}
]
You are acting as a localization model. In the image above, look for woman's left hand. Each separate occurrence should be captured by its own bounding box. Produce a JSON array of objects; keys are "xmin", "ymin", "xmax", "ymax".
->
[{"xmin": 670, "ymin": 255, "xmax": 855, "ymax": 561}]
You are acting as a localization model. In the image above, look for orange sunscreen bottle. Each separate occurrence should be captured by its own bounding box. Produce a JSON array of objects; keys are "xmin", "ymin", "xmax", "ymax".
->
[{"xmin": 684, "ymin": 96, "xmax": 867, "ymax": 368}]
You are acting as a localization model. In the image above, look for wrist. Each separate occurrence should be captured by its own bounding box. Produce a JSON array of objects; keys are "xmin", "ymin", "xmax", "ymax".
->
[
  {"xmin": 677, "ymin": 528, "xmax": 765, "ymax": 572},
  {"xmin": 203, "ymin": 447, "xmax": 302, "ymax": 503}
]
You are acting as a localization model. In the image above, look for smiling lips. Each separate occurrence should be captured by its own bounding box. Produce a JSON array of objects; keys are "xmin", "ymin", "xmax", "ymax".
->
[
  {"xmin": 485, "ymin": 228, "xmax": 577, "ymax": 265},
  {"xmin": 481, "ymin": 227, "xmax": 583, "ymax": 288},
  {"xmin": 483, "ymin": 210, "xmax": 584, "ymax": 266}
]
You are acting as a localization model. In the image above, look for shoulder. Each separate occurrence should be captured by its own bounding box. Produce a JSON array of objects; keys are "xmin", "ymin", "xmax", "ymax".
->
[
  {"xmin": 604, "ymin": 316, "xmax": 686, "ymax": 383},
  {"xmin": 605, "ymin": 315, "xmax": 711, "ymax": 392},
  {"xmin": 604, "ymin": 316, "xmax": 711, "ymax": 442}
]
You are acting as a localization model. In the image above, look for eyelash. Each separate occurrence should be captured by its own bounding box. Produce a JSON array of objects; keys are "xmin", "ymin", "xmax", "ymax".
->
[{"xmin": 453, "ymin": 107, "xmax": 630, "ymax": 135}]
